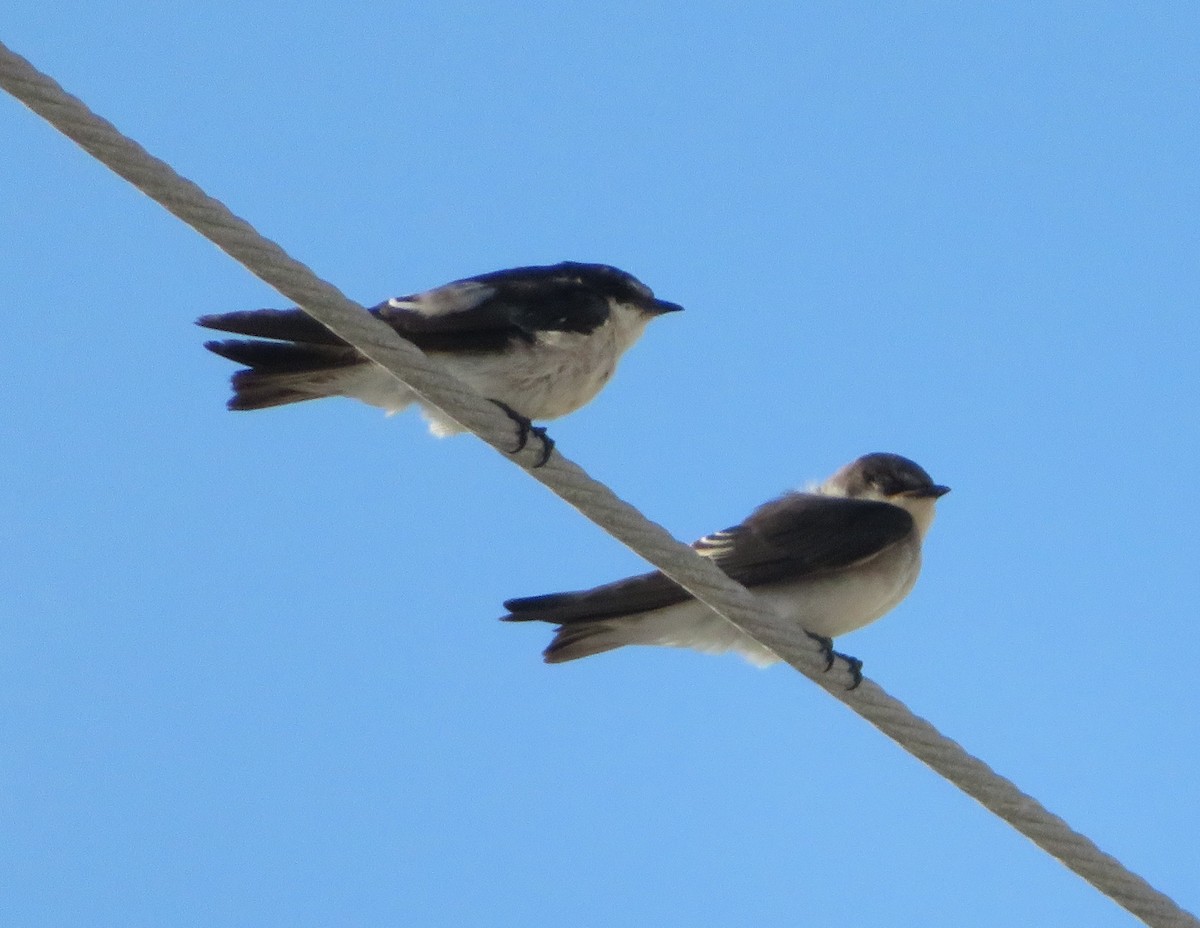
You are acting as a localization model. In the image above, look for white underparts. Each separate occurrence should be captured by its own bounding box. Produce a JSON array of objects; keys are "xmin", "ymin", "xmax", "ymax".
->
[{"xmin": 322, "ymin": 302, "xmax": 653, "ymax": 436}]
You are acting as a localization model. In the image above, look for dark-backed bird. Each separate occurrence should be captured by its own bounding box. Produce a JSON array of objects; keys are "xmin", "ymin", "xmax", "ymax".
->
[
  {"xmin": 503, "ymin": 453, "xmax": 949, "ymax": 671},
  {"xmin": 198, "ymin": 262, "xmax": 682, "ymax": 463}
]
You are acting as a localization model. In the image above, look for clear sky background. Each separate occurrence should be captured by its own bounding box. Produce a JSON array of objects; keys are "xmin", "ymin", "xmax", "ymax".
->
[{"xmin": 3, "ymin": 4, "xmax": 1198, "ymax": 926}]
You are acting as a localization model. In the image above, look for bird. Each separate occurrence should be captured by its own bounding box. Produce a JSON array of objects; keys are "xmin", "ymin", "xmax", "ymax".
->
[
  {"xmin": 197, "ymin": 262, "xmax": 683, "ymax": 465},
  {"xmin": 503, "ymin": 453, "xmax": 949, "ymax": 677}
]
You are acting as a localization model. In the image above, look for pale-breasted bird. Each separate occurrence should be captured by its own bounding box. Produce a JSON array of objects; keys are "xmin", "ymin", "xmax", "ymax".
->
[
  {"xmin": 503, "ymin": 453, "xmax": 949, "ymax": 675},
  {"xmin": 198, "ymin": 262, "xmax": 682, "ymax": 464}
]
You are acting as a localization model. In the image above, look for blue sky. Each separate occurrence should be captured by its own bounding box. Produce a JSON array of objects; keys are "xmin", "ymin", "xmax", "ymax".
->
[{"xmin": 3, "ymin": 4, "xmax": 1198, "ymax": 926}]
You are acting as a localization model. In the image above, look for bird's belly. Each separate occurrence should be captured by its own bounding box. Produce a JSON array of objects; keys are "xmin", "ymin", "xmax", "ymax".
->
[
  {"xmin": 440, "ymin": 331, "xmax": 618, "ymax": 421},
  {"xmin": 758, "ymin": 549, "xmax": 922, "ymax": 641},
  {"xmin": 619, "ymin": 549, "xmax": 917, "ymax": 664}
]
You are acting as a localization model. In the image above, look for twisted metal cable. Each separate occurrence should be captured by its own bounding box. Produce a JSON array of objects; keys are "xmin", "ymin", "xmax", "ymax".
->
[{"xmin": 2, "ymin": 39, "xmax": 1194, "ymax": 928}]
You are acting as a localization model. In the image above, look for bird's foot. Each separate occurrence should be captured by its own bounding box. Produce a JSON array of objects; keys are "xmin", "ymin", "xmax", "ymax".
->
[
  {"xmin": 489, "ymin": 400, "xmax": 554, "ymax": 467},
  {"xmin": 805, "ymin": 631, "xmax": 863, "ymax": 690},
  {"xmin": 838, "ymin": 653, "xmax": 864, "ymax": 690}
]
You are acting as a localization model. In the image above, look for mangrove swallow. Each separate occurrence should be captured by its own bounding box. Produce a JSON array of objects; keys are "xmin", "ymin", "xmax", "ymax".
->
[
  {"xmin": 198, "ymin": 262, "xmax": 683, "ymax": 464},
  {"xmin": 503, "ymin": 453, "xmax": 949, "ymax": 672}
]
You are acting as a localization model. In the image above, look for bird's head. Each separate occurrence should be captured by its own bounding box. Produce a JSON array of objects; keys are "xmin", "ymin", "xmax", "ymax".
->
[
  {"xmin": 823, "ymin": 452, "xmax": 950, "ymax": 537},
  {"xmin": 570, "ymin": 263, "xmax": 684, "ymax": 320}
]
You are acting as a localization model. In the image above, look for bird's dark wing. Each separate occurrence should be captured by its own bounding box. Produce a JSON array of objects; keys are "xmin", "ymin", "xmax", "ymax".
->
[
  {"xmin": 502, "ymin": 493, "xmax": 915, "ymax": 624},
  {"xmin": 376, "ymin": 273, "xmax": 612, "ymax": 353},
  {"xmin": 198, "ymin": 264, "xmax": 616, "ymax": 355},
  {"xmin": 196, "ymin": 308, "xmax": 345, "ymax": 345},
  {"xmin": 194, "ymin": 287, "xmax": 522, "ymax": 354},
  {"xmin": 692, "ymin": 493, "xmax": 915, "ymax": 586},
  {"xmin": 503, "ymin": 570, "xmax": 689, "ymax": 624}
]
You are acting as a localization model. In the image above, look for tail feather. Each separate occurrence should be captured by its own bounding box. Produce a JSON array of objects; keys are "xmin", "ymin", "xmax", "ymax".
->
[
  {"xmin": 197, "ymin": 309, "xmax": 346, "ymax": 345},
  {"xmin": 543, "ymin": 622, "xmax": 627, "ymax": 663},
  {"xmin": 201, "ymin": 327, "xmax": 366, "ymax": 411},
  {"xmin": 503, "ymin": 595, "xmax": 642, "ymax": 664},
  {"xmin": 225, "ymin": 368, "xmax": 349, "ymax": 411},
  {"xmin": 502, "ymin": 592, "xmax": 596, "ymax": 623}
]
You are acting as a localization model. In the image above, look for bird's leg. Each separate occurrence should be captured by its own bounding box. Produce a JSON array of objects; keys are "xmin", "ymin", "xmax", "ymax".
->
[
  {"xmin": 805, "ymin": 631, "xmax": 837, "ymax": 671},
  {"xmin": 489, "ymin": 400, "xmax": 555, "ymax": 467},
  {"xmin": 805, "ymin": 631, "xmax": 863, "ymax": 690}
]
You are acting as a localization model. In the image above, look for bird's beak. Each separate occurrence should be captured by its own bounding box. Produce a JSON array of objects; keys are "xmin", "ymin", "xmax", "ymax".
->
[
  {"xmin": 904, "ymin": 485, "xmax": 951, "ymax": 499},
  {"xmin": 648, "ymin": 299, "xmax": 684, "ymax": 315}
]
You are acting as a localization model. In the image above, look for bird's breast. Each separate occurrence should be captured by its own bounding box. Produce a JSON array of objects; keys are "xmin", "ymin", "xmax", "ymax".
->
[
  {"xmin": 757, "ymin": 539, "xmax": 924, "ymax": 639},
  {"xmin": 439, "ymin": 319, "xmax": 638, "ymax": 420}
]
